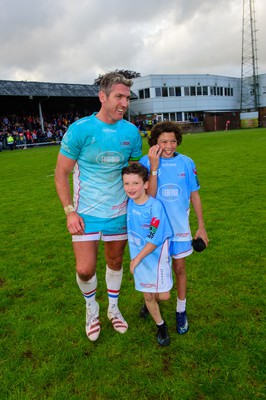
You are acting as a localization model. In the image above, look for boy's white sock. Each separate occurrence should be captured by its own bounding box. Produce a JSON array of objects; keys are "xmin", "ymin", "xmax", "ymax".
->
[{"xmin": 176, "ymin": 298, "xmax": 186, "ymax": 313}]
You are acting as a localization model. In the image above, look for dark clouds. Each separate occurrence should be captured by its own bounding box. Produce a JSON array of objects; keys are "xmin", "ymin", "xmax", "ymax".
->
[{"xmin": 0, "ymin": 0, "xmax": 265, "ymax": 83}]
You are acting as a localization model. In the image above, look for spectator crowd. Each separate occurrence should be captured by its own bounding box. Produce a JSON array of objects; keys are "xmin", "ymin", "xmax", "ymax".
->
[
  {"xmin": 0, "ymin": 112, "xmax": 84, "ymax": 151},
  {"xmin": 0, "ymin": 111, "xmax": 160, "ymax": 151}
]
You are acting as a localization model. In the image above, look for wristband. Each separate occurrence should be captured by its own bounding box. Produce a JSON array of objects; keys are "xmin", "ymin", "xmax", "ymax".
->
[
  {"xmin": 150, "ymin": 170, "xmax": 158, "ymax": 176},
  {"xmin": 64, "ymin": 205, "xmax": 75, "ymax": 215}
]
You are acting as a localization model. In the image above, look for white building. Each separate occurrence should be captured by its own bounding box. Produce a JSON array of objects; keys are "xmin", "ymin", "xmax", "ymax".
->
[{"xmin": 130, "ymin": 73, "xmax": 266, "ymax": 130}]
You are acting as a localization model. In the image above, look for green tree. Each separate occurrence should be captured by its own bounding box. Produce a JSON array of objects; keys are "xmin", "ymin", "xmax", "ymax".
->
[{"xmin": 94, "ymin": 69, "xmax": 141, "ymax": 85}]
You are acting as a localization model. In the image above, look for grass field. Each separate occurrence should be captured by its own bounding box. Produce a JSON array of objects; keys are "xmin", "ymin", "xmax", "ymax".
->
[{"xmin": 1, "ymin": 128, "xmax": 265, "ymax": 400}]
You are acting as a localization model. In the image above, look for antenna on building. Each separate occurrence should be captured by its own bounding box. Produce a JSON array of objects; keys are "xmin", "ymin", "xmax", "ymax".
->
[{"xmin": 240, "ymin": 0, "xmax": 260, "ymax": 112}]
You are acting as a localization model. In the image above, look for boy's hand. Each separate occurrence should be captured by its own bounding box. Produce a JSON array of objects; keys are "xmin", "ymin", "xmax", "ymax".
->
[
  {"xmin": 130, "ymin": 257, "xmax": 140, "ymax": 274},
  {"xmin": 148, "ymin": 145, "xmax": 162, "ymax": 171},
  {"xmin": 194, "ymin": 227, "xmax": 209, "ymax": 247}
]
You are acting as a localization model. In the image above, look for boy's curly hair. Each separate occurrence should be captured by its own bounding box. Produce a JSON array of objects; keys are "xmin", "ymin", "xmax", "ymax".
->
[{"xmin": 148, "ymin": 121, "xmax": 182, "ymax": 147}]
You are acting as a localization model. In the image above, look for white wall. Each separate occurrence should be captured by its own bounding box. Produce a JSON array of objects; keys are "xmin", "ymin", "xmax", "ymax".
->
[{"xmin": 129, "ymin": 73, "xmax": 266, "ymax": 120}]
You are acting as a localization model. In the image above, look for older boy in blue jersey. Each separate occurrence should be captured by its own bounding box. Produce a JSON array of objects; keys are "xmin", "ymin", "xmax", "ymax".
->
[
  {"xmin": 140, "ymin": 121, "xmax": 208, "ymax": 334},
  {"xmin": 122, "ymin": 163, "xmax": 173, "ymax": 345},
  {"xmin": 55, "ymin": 72, "xmax": 142, "ymax": 341}
]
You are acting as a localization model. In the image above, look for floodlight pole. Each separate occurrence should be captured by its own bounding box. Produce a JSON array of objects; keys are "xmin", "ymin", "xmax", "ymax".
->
[{"xmin": 240, "ymin": 0, "xmax": 260, "ymax": 112}]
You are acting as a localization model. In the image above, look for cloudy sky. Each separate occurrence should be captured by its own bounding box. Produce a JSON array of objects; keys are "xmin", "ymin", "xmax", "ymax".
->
[{"xmin": 1, "ymin": 0, "xmax": 265, "ymax": 84}]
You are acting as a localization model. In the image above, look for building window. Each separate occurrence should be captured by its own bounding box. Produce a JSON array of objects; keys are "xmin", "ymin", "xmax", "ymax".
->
[
  {"xmin": 169, "ymin": 87, "xmax": 175, "ymax": 96},
  {"xmin": 225, "ymin": 87, "xmax": 233, "ymax": 96},
  {"xmin": 210, "ymin": 86, "xmax": 217, "ymax": 95},
  {"xmin": 184, "ymin": 112, "xmax": 193, "ymax": 121},
  {"xmin": 139, "ymin": 88, "xmax": 150, "ymax": 99},
  {"xmin": 203, "ymin": 86, "xmax": 208, "ymax": 95},
  {"xmin": 162, "ymin": 87, "xmax": 168, "ymax": 97},
  {"xmin": 170, "ymin": 113, "xmax": 175, "ymax": 121},
  {"xmin": 197, "ymin": 86, "xmax": 202, "ymax": 96},
  {"xmin": 139, "ymin": 89, "xmax": 144, "ymax": 99},
  {"xmin": 176, "ymin": 112, "xmax": 182, "ymax": 121},
  {"xmin": 190, "ymin": 86, "xmax": 196, "ymax": 96},
  {"xmin": 144, "ymin": 88, "xmax": 150, "ymax": 98},
  {"xmin": 184, "ymin": 87, "xmax": 190, "ymax": 96},
  {"xmin": 175, "ymin": 87, "xmax": 181, "ymax": 96},
  {"xmin": 155, "ymin": 87, "xmax": 162, "ymax": 97}
]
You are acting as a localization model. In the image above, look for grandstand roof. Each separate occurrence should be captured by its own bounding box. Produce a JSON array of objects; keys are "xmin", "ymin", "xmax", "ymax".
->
[
  {"xmin": 0, "ymin": 80, "xmax": 138, "ymax": 99},
  {"xmin": 0, "ymin": 80, "xmax": 99, "ymax": 98}
]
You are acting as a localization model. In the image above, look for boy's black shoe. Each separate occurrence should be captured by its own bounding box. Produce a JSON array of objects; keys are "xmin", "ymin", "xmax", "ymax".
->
[
  {"xmin": 176, "ymin": 310, "xmax": 189, "ymax": 334},
  {"xmin": 157, "ymin": 322, "xmax": 170, "ymax": 346},
  {"xmin": 139, "ymin": 303, "xmax": 150, "ymax": 318}
]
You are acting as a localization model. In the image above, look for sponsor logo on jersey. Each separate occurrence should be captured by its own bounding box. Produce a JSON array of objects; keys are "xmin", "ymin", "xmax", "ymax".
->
[
  {"xmin": 96, "ymin": 151, "xmax": 124, "ymax": 167},
  {"xmin": 112, "ymin": 200, "xmax": 127, "ymax": 211},
  {"xmin": 60, "ymin": 141, "xmax": 71, "ymax": 152},
  {"xmin": 76, "ymin": 117, "xmax": 90, "ymax": 125},
  {"xmin": 140, "ymin": 283, "xmax": 157, "ymax": 288},
  {"xmin": 158, "ymin": 184, "xmax": 182, "ymax": 202},
  {"xmin": 176, "ymin": 232, "xmax": 190, "ymax": 237},
  {"xmin": 151, "ymin": 217, "xmax": 160, "ymax": 228},
  {"xmin": 128, "ymin": 230, "xmax": 145, "ymax": 248},
  {"xmin": 142, "ymin": 224, "xmax": 150, "ymax": 229},
  {"xmin": 160, "ymin": 268, "xmax": 164, "ymax": 284},
  {"xmin": 193, "ymin": 168, "xmax": 200, "ymax": 186},
  {"xmin": 163, "ymin": 163, "xmax": 176, "ymax": 167},
  {"xmin": 132, "ymin": 209, "xmax": 141, "ymax": 216},
  {"xmin": 120, "ymin": 141, "xmax": 130, "ymax": 146},
  {"xmin": 148, "ymin": 217, "xmax": 160, "ymax": 239},
  {"xmin": 103, "ymin": 128, "xmax": 116, "ymax": 133}
]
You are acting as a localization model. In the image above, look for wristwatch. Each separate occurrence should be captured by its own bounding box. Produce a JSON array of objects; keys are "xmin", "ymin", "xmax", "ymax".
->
[
  {"xmin": 64, "ymin": 205, "xmax": 76, "ymax": 215},
  {"xmin": 150, "ymin": 170, "xmax": 158, "ymax": 176}
]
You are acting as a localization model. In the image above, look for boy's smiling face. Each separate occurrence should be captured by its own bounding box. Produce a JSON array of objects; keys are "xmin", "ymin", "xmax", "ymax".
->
[
  {"xmin": 123, "ymin": 173, "xmax": 149, "ymax": 204},
  {"xmin": 157, "ymin": 132, "xmax": 177, "ymax": 158}
]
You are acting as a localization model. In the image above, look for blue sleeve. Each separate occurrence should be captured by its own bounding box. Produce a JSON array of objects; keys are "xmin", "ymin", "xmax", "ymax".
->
[
  {"xmin": 139, "ymin": 155, "xmax": 150, "ymax": 169},
  {"xmin": 59, "ymin": 122, "xmax": 81, "ymax": 160},
  {"xmin": 145, "ymin": 200, "xmax": 173, "ymax": 247},
  {"xmin": 129, "ymin": 126, "xmax": 142, "ymax": 161},
  {"xmin": 188, "ymin": 158, "xmax": 200, "ymax": 192}
]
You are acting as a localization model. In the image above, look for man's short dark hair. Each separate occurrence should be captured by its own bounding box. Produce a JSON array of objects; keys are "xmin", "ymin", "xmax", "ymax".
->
[{"xmin": 100, "ymin": 72, "xmax": 133, "ymax": 96}]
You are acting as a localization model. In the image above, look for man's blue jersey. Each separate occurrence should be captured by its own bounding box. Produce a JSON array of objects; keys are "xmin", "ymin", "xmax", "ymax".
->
[
  {"xmin": 60, "ymin": 113, "xmax": 142, "ymax": 219},
  {"xmin": 127, "ymin": 196, "xmax": 173, "ymax": 293},
  {"xmin": 140, "ymin": 153, "xmax": 200, "ymax": 242}
]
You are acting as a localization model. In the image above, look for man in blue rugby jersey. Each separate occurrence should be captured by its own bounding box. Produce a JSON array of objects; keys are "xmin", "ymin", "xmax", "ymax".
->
[{"xmin": 55, "ymin": 72, "xmax": 142, "ymax": 341}]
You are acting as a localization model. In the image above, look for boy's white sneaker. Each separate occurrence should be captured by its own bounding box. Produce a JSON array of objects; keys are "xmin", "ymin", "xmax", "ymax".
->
[
  {"xmin": 107, "ymin": 305, "xmax": 128, "ymax": 334},
  {"xmin": 85, "ymin": 302, "xmax": 101, "ymax": 341}
]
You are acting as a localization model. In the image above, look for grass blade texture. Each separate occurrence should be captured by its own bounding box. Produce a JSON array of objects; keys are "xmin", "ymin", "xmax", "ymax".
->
[{"xmin": 1, "ymin": 129, "xmax": 265, "ymax": 400}]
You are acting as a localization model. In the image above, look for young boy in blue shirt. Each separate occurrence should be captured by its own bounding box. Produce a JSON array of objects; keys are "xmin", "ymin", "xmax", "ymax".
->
[
  {"xmin": 140, "ymin": 121, "xmax": 209, "ymax": 334},
  {"xmin": 122, "ymin": 163, "xmax": 173, "ymax": 346}
]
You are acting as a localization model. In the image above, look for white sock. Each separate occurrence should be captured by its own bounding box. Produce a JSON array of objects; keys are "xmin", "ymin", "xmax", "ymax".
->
[
  {"xmin": 76, "ymin": 273, "xmax": 97, "ymax": 312},
  {"xmin": 176, "ymin": 298, "xmax": 186, "ymax": 313},
  {"xmin": 105, "ymin": 265, "xmax": 122, "ymax": 309}
]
